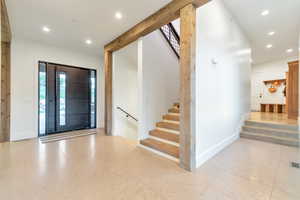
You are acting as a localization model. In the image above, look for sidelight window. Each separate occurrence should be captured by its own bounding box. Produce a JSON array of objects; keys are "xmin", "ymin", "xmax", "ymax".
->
[{"xmin": 58, "ymin": 72, "xmax": 66, "ymax": 126}]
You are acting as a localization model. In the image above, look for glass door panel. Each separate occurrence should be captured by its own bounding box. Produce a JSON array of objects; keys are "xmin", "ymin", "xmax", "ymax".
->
[{"xmin": 58, "ymin": 72, "xmax": 66, "ymax": 127}]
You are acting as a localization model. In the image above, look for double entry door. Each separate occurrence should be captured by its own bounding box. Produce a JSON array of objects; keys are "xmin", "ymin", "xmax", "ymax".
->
[{"xmin": 39, "ymin": 62, "xmax": 96, "ymax": 136}]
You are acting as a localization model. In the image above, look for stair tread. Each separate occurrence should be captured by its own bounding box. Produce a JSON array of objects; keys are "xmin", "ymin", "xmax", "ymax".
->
[
  {"xmin": 243, "ymin": 125, "xmax": 299, "ymax": 134},
  {"xmin": 241, "ymin": 131, "xmax": 299, "ymax": 142},
  {"xmin": 174, "ymin": 103, "xmax": 179, "ymax": 106},
  {"xmin": 163, "ymin": 114, "xmax": 179, "ymax": 121},
  {"xmin": 168, "ymin": 108, "xmax": 179, "ymax": 113},
  {"xmin": 150, "ymin": 129, "xmax": 179, "ymax": 143},
  {"xmin": 156, "ymin": 121, "xmax": 180, "ymax": 131},
  {"xmin": 140, "ymin": 138, "xmax": 179, "ymax": 158}
]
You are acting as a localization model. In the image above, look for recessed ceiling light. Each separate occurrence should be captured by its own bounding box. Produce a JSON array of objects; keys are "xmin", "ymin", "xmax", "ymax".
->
[
  {"xmin": 286, "ymin": 48, "xmax": 293, "ymax": 53},
  {"xmin": 42, "ymin": 26, "xmax": 51, "ymax": 33},
  {"xmin": 115, "ymin": 12, "xmax": 123, "ymax": 19},
  {"xmin": 266, "ymin": 44, "xmax": 273, "ymax": 49},
  {"xmin": 85, "ymin": 39, "xmax": 92, "ymax": 45},
  {"xmin": 261, "ymin": 10, "xmax": 269, "ymax": 16},
  {"xmin": 268, "ymin": 31, "xmax": 275, "ymax": 36}
]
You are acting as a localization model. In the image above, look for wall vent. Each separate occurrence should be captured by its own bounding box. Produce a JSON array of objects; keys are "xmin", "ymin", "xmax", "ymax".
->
[{"xmin": 291, "ymin": 162, "xmax": 300, "ymax": 169}]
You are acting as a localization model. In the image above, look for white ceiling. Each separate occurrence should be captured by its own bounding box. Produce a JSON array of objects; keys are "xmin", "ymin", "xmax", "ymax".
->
[
  {"xmin": 7, "ymin": 0, "xmax": 300, "ymax": 64},
  {"xmin": 223, "ymin": 0, "xmax": 300, "ymax": 64},
  {"xmin": 7, "ymin": 0, "xmax": 171, "ymax": 57}
]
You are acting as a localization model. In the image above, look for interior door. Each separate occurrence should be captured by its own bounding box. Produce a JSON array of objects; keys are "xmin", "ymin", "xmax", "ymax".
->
[{"xmin": 45, "ymin": 64, "xmax": 91, "ymax": 134}]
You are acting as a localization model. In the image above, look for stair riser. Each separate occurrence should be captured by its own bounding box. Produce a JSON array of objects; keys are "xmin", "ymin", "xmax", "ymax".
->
[
  {"xmin": 242, "ymin": 126, "xmax": 299, "ymax": 139},
  {"xmin": 245, "ymin": 121, "xmax": 298, "ymax": 131},
  {"xmin": 241, "ymin": 133, "xmax": 300, "ymax": 147}
]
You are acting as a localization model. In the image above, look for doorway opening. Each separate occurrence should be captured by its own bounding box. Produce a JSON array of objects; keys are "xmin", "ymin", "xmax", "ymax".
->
[
  {"xmin": 112, "ymin": 42, "xmax": 139, "ymax": 141},
  {"xmin": 38, "ymin": 61, "xmax": 97, "ymax": 136},
  {"xmin": 250, "ymin": 60, "xmax": 298, "ymax": 125}
]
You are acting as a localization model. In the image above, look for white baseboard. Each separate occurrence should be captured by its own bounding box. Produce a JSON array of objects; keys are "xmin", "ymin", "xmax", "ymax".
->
[
  {"xmin": 196, "ymin": 133, "xmax": 239, "ymax": 167},
  {"xmin": 196, "ymin": 113, "xmax": 249, "ymax": 168}
]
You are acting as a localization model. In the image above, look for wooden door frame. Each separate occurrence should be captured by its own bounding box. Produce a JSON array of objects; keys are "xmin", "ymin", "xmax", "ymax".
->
[{"xmin": 103, "ymin": 0, "xmax": 211, "ymax": 171}]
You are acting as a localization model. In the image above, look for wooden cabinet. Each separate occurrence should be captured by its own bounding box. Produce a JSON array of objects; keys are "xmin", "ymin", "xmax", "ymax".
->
[
  {"xmin": 287, "ymin": 61, "xmax": 299, "ymax": 119},
  {"xmin": 261, "ymin": 104, "xmax": 286, "ymax": 113}
]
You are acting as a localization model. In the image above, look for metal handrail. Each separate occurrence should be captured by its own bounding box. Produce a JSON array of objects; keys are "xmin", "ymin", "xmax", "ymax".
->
[
  {"xmin": 160, "ymin": 23, "xmax": 180, "ymax": 59},
  {"xmin": 116, "ymin": 107, "xmax": 138, "ymax": 122}
]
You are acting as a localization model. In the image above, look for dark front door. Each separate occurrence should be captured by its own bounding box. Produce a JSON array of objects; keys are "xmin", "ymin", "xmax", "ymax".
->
[{"xmin": 39, "ymin": 62, "xmax": 96, "ymax": 136}]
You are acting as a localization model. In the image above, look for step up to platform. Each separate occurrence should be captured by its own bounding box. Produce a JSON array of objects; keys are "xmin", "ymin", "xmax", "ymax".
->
[
  {"xmin": 241, "ymin": 120, "xmax": 299, "ymax": 147},
  {"xmin": 150, "ymin": 129, "xmax": 179, "ymax": 143},
  {"xmin": 241, "ymin": 131, "xmax": 299, "ymax": 147},
  {"xmin": 140, "ymin": 138, "xmax": 179, "ymax": 158},
  {"xmin": 242, "ymin": 126, "xmax": 299, "ymax": 139},
  {"xmin": 245, "ymin": 120, "xmax": 298, "ymax": 131}
]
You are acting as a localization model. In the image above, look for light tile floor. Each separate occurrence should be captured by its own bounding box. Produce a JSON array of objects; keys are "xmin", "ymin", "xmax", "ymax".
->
[{"xmin": 0, "ymin": 129, "xmax": 299, "ymax": 200}]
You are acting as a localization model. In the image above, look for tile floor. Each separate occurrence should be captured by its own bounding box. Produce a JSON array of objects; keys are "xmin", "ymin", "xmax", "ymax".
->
[{"xmin": 0, "ymin": 129, "xmax": 299, "ymax": 200}]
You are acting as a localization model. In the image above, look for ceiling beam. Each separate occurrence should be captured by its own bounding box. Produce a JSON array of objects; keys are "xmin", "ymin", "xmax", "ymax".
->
[{"xmin": 104, "ymin": 0, "xmax": 210, "ymax": 52}]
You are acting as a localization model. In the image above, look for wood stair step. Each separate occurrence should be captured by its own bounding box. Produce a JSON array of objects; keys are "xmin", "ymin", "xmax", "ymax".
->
[
  {"xmin": 168, "ymin": 108, "xmax": 179, "ymax": 113},
  {"xmin": 150, "ymin": 129, "xmax": 179, "ymax": 143},
  {"xmin": 156, "ymin": 121, "xmax": 179, "ymax": 131},
  {"xmin": 163, "ymin": 114, "xmax": 179, "ymax": 121},
  {"xmin": 140, "ymin": 138, "xmax": 179, "ymax": 158}
]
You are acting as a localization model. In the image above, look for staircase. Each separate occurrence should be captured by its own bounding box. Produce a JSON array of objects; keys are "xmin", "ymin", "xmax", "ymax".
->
[
  {"xmin": 240, "ymin": 120, "xmax": 299, "ymax": 147},
  {"xmin": 140, "ymin": 103, "xmax": 180, "ymax": 161}
]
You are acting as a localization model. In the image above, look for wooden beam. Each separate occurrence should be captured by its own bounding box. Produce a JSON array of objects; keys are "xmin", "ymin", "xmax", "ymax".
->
[
  {"xmin": 104, "ymin": 51, "xmax": 113, "ymax": 135},
  {"xmin": 104, "ymin": 0, "xmax": 210, "ymax": 52},
  {"xmin": 179, "ymin": 4, "xmax": 197, "ymax": 171},
  {"xmin": 1, "ymin": 0, "xmax": 12, "ymax": 43}
]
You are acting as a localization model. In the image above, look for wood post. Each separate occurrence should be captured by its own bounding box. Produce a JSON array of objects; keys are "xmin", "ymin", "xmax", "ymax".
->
[
  {"xmin": 1, "ymin": 42, "xmax": 11, "ymax": 142},
  {"xmin": 179, "ymin": 4, "xmax": 197, "ymax": 171},
  {"xmin": 104, "ymin": 51, "xmax": 113, "ymax": 135},
  {"xmin": 287, "ymin": 61, "xmax": 299, "ymax": 119},
  {"xmin": 0, "ymin": 0, "xmax": 11, "ymax": 142}
]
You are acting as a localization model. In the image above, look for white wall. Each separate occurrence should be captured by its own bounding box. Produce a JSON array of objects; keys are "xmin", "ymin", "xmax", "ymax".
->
[
  {"xmin": 10, "ymin": 38, "xmax": 103, "ymax": 141},
  {"xmin": 112, "ymin": 42, "xmax": 138, "ymax": 140},
  {"xmin": 251, "ymin": 57, "xmax": 297, "ymax": 111},
  {"xmin": 195, "ymin": 0, "xmax": 251, "ymax": 167},
  {"xmin": 139, "ymin": 30, "xmax": 180, "ymax": 139},
  {"xmin": 172, "ymin": 19, "xmax": 180, "ymax": 34}
]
